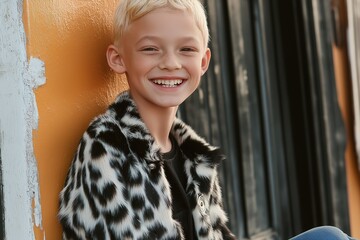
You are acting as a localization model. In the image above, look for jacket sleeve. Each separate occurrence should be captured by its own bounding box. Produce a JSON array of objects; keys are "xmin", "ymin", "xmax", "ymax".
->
[{"xmin": 58, "ymin": 121, "xmax": 133, "ymax": 240}]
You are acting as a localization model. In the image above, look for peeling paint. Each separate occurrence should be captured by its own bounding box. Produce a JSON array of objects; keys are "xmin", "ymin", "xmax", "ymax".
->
[
  {"xmin": 25, "ymin": 57, "xmax": 46, "ymax": 230},
  {"xmin": 0, "ymin": 1, "xmax": 45, "ymax": 239}
]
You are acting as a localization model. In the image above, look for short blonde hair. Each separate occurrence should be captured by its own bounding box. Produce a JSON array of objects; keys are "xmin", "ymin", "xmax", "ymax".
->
[{"xmin": 113, "ymin": 0, "xmax": 210, "ymax": 47}]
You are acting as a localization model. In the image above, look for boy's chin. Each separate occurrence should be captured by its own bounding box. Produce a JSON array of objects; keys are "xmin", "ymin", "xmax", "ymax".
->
[{"xmin": 152, "ymin": 97, "xmax": 186, "ymax": 109}]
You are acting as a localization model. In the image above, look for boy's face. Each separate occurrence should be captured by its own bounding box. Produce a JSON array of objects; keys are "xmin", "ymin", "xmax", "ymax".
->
[{"xmin": 109, "ymin": 7, "xmax": 211, "ymax": 109}]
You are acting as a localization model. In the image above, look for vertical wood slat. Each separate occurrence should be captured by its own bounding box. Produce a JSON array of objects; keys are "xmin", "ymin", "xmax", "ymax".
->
[
  {"xmin": 347, "ymin": 0, "xmax": 360, "ymax": 170},
  {"xmin": 252, "ymin": 0, "xmax": 297, "ymax": 238},
  {"xmin": 205, "ymin": 0, "xmax": 245, "ymax": 237},
  {"xmin": 225, "ymin": 0, "xmax": 270, "ymax": 237},
  {"xmin": 301, "ymin": 0, "xmax": 349, "ymax": 231}
]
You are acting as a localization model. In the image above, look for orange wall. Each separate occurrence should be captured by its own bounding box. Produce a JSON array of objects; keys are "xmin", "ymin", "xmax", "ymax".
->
[
  {"xmin": 23, "ymin": 1, "xmax": 128, "ymax": 239},
  {"xmin": 332, "ymin": 0, "xmax": 360, "ymax": 237}
]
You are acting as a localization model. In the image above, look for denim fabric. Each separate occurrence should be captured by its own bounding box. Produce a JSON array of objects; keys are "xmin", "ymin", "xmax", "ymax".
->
[{"xmin": 290, "ymin": 226, "xmax": 357, "ymax": 240}]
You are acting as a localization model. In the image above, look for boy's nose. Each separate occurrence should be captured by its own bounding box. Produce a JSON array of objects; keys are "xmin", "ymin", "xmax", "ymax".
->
[{"xmin": 159, "ymin": 53, "xmax": 181, "ymax": 70}]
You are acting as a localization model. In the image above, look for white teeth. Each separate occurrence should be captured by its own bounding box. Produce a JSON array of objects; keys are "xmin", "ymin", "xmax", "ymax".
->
[{"xmin": 152, "ymin": 79, "xmax": 183, "ymax": 87}]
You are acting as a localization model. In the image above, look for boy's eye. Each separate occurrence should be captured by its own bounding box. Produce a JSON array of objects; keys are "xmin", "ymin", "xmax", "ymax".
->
[
  {"xmin": 181, "ymin": 47, "xmax": 196, "ymax": 52},
  {"xmin": 141, "ymin": 47, "xmax": 158, "ymax": 52}
]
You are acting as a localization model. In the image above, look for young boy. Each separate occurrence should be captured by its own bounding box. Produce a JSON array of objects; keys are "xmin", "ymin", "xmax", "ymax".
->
[{"xmin": 58, "ymin": 0, "xmax": 236, "ymax": 239}]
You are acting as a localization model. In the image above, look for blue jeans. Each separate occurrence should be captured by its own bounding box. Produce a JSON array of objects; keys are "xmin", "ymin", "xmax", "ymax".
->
[{"xmin": 291, "ymin": 226, "xmax": 357, "ymax": 240}]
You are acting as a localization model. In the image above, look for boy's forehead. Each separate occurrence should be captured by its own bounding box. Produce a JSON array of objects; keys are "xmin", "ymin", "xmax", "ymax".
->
[
  {"xmin": 134, "ymin": 7, "xmax": 193, "ymax": 25},
  {"xmin": 126, "ymin": 8, "xmax": 202, "ymax": 38}
]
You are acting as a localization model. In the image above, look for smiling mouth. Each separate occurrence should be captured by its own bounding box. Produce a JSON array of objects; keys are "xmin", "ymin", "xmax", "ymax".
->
[{"xmin": 152, "ymin": 79, "xmax": 184, "ymax": 88}]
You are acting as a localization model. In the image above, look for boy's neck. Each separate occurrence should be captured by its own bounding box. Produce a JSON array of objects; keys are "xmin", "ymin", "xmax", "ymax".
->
[{"xmin": 131, "ymin": 95, "xmax": 178, "ymax": 153}]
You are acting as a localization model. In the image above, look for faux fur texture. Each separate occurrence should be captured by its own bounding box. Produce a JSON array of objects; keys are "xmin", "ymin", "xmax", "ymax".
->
[{"xmin": 58, "ymin": 91, "xmax": 236, "ymax": 240}]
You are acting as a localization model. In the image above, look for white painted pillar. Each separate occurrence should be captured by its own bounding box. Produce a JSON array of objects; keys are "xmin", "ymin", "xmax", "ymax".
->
[{"xmin": 0, "ymin": 1, "xmax": 45, "ymax": 239}]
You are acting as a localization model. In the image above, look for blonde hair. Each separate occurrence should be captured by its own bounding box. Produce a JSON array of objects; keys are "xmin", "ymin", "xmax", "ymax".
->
[{"xmin": 113, "ymin": 0, "xmax": 210, "ymax": 47}]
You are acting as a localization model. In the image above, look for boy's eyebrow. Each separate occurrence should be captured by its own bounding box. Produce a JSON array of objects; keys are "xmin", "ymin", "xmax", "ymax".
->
[
  {"xmin": 135, "ymin": 36, "xmax": 160, "ymax": 44},
  {"xmin": 136, "ymin": 35, "xmax": 201, "ymax": 44}
]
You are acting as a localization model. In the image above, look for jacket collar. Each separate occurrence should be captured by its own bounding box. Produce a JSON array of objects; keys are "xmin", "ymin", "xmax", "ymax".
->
[{"xmin": 108, "ymin": 91, "xmax": 224, "ymax": 167}]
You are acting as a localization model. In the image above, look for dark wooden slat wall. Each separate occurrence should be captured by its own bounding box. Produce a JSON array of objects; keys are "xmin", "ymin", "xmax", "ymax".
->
[{"xmin": 180, "ymin": 0, "xmax": 350, "ymax": 239}]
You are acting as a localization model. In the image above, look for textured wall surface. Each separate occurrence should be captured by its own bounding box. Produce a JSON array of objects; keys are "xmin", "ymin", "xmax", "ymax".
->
[
  {"xmin": 23, "ymin": 0, "xmax": 128, "ymax": 239},
  {"xmin": 0, "ymin": 1, "xmax": 45, "ymax": 239}
]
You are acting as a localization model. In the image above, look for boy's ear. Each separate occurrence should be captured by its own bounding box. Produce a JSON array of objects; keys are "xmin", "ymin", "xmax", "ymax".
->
[
  {"xmin": 107, "ymin": 44, "xmax": 126, "ymax": 74},
  {"xmin": 201, "ymin": 48, "xmax": 211, "ymax": 75}
]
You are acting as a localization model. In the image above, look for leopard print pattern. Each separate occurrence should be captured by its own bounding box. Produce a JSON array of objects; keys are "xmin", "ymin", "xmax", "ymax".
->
[{"xmin": 58, "ymin": 91, "xmax": 236, "ymax": 240}]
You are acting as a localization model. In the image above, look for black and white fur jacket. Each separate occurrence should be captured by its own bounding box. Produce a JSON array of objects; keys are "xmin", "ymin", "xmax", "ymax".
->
[{"xmin": 58, "ymin": 91, "xmax": 236, "ymax": 240}]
